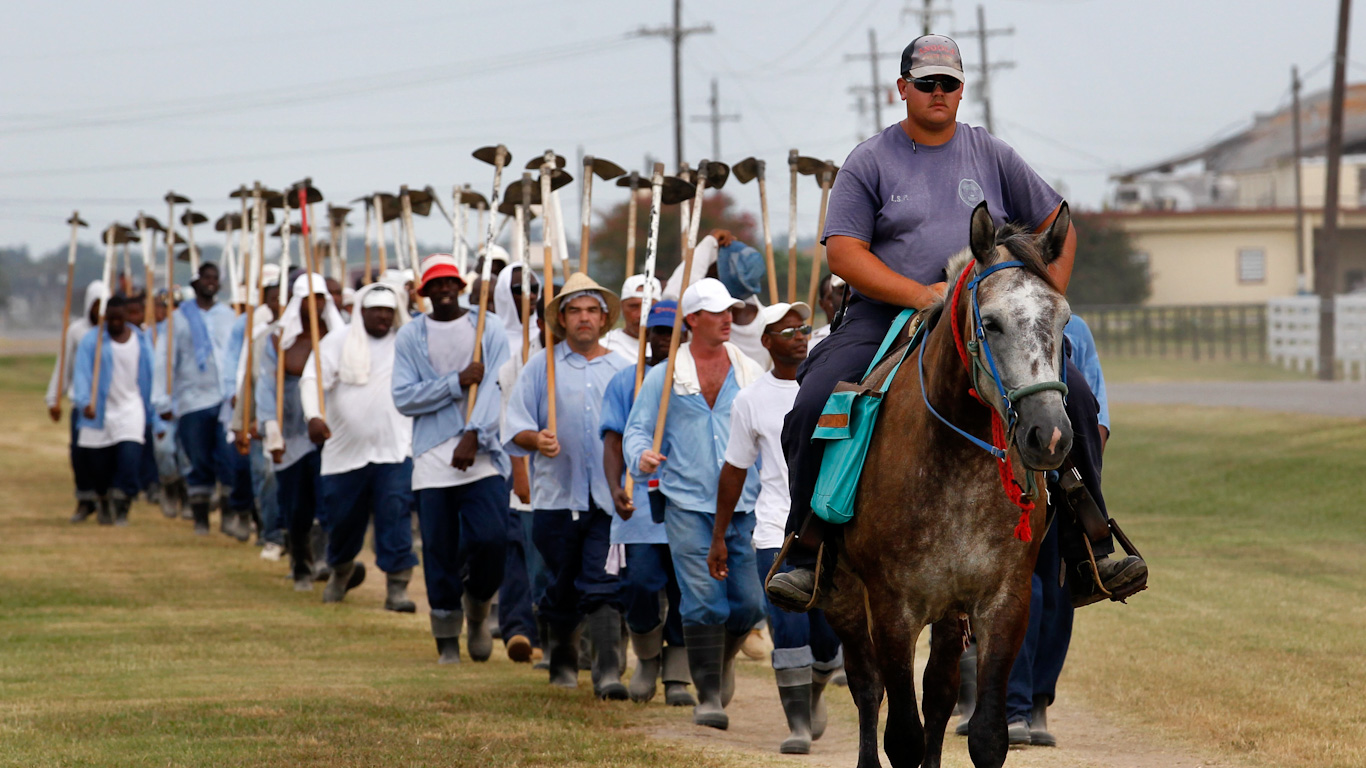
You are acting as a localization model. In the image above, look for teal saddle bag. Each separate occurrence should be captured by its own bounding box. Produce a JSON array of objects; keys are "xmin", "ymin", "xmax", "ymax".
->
[{"xmin": 810, "ymin": 308, "xmax": 927, "ymax": 525}]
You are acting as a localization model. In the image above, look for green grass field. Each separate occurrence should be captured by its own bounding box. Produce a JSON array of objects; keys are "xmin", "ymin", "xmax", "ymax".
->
[{"xmin": 1, "ymin": 354, "xmax": 1363, "ymax": 767}]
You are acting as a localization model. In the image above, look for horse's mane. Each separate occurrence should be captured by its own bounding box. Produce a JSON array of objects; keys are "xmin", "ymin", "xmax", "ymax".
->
[{"xmin": 940, "ymin": 221, "xmax": 1057, "ymax": 303}]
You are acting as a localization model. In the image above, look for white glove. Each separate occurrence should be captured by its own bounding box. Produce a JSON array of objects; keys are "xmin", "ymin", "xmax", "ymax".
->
[{"xmin": 263, "ymin": 420, "xmax": 284, "ymax": 455}]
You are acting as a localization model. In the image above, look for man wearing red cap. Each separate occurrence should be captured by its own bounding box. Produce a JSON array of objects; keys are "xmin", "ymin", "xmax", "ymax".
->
[{"xmin": 392, "ymin": 254, "xmax": 511, "ymax": 665}]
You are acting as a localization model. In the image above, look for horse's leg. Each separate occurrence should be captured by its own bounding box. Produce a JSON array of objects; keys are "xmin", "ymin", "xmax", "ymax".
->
[
  {"xmin": 967, "ymin": 595, "xmax": 1031, "ymax": 768},
  {"xmin": 920, "ymin": 616, "xmax": 964, "ymax": 768},
  {"xmin": 841, "ymin": 627, "xmax": 886, "ymax": 768},
  {"xmin": 877, "ymin": 615, "xmax": 926, "ymax": 768}
]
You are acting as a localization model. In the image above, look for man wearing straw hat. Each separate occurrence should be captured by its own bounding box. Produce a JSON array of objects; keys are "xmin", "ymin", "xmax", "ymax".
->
[
  {"xmin": 505, "ymin": 272, "xmax": 632, "ymax": 699},
  {"xmin": 391, "ymin": 254, "xmax": 511, "ymax": 665},
  {"xmin": 302, "ymin": 282, "xmax": 418, "ymax": 611},
  {"xmin": 623, "ymin": 277, "xmax": 766, "ymax": 730}
]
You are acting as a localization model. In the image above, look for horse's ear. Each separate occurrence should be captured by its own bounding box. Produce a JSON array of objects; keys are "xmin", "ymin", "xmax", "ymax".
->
[
  {"xmin": 969, "ymin": 201, "xmax": 995, "ymax": 263},
  {"xmin": 1042, "ymin": 201, "xmax": 1071, "ymax": 264}
]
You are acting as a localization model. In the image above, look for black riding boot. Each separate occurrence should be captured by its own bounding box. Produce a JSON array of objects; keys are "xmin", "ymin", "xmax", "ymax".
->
[{"xmin": 683, "ymin": 624, "xmax": 728, "ymax": 729}]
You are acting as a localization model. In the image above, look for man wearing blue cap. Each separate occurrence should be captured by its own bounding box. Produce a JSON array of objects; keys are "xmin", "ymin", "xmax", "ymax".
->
[
  {"xmin": 600, "ymin": 299, "xmax": 694, "ymax": 706},
  {"xmin": 768, "ymin": 34, "xmax": 1146, "ymax": 614}
]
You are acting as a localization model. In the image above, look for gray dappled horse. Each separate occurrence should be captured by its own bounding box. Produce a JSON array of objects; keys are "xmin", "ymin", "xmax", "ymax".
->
[{"xmin": 825, "ymin": 201, "xmax": 1074, "ymax": 768}]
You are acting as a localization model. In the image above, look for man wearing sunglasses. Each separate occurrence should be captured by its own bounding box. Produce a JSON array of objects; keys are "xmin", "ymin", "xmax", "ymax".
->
[{"xmin": 770, "ymin": 35, "xmax": 1146, "ymax": 616}]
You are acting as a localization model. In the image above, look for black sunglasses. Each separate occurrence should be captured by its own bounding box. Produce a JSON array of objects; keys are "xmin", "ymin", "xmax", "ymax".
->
[
  {"xmin": 908, "ymin": 76, "xmax": 962, "ymax": 94},
  {"xmin": 764, "ymin": 324, "xmax": 812, "ymax": 340}
]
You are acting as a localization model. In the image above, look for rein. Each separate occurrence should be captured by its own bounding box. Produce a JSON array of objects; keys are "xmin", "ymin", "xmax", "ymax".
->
[{"xmin": 917, "ymin": 259, "xmax": 1069, "ymax": 543}]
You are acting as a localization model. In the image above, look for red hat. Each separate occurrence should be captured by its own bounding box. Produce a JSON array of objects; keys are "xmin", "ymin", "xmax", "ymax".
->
[{"xmin": 418, "ymin": 253, "xmax": 464, "ymax": 292}]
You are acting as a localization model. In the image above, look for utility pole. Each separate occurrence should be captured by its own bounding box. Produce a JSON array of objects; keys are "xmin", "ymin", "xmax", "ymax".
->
[
  {"xmin": 845, "ymin": 28, "xmax": 899, "ymax": 136},
  {"xmin": 690, "ymin": 78, "xmax": 740, "ymax": 159},
  {"xmin": 904, "ymin": 0, "xmax": 952, "ymax": 35},
  {"xmin": 1292, "ymin": 66, "xmax": 1306, "ymax": 294},
  {"xmin": 953, "ymin": 5, "xmax": 1014, "ymax": 134},
  {"xmin": 636, "ymin": 0, "xmax": 714, "ymax": 170},
  {"xmin": 1318, "ymin": 0, "xmax": 1351, "ymax": 381}
]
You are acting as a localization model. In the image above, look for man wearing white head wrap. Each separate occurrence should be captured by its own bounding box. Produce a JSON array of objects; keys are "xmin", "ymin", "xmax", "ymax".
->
[
  {"xmin": 341, "ymin": 287, "xmax": 356, "ymax": 319},
  {"xmin": 257, "ymin": 272, "xmax": 350, "ymax": 591},
  {"xmin": 47, "ymin": 280, "xmax": 109, "ymax": 522},
  {"xmin": 601, "ymin": 274, "xmax": 661, "ymax": 363},
  {"xmin": 300, "ymin": 283, "xmax": 417, "ymax": 609}
]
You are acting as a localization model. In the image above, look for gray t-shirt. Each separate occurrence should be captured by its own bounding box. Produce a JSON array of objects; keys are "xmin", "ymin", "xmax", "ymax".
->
[{"xmin": 821, "ymin": 122, "xmax": 1062, "ymax": 289}]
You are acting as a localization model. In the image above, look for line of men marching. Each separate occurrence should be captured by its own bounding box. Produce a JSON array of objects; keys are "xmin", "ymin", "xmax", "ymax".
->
[{"xmin": 44, "ymin": 228, "xmax": 848, "ymax": 754}]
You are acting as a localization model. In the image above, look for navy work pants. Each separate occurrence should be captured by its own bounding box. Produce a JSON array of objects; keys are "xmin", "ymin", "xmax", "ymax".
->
[
  {"xmin": 321, "ymin": 459, "xmax": 419, "ymax": 574},
  {"xmin": 69, "ymin": 408, "xmax": 96, "ymax": 503},
  {"xmin": 176, "ymin": 405, "xmax": 231, "ymax": 498},
  {"xmin": 755, "ymin": 547, "xmax": 843, "ymax": 671},
  {"xmin": 416, "ymin": 476, "xmax": 508, "ymax": 614},
  {"xmin": 497, "ymin": 504, "xmax": 539, "ymax": 646},
  {"xmin": 1006, "ymin": 514, "xmax": 1074, "ymax": 722},
  {"xmin": 87, "ymin": 440, "xmax": 146, "ymax": 499},
  {"xmin": 277, "ymin": 448, "xmax": 323, "ymax": 580},
  {"xmin": 622, "ymin": 542, "xmax": 685, "ymax": 647},
  {"xmin": 532, "ymin": 505, "xmax": 621, "ymax": 625}
]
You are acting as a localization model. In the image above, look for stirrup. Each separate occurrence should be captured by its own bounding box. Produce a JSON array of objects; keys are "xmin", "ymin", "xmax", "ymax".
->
[
  {"xmin": 1073, "ymin": 517, "xmax": 1148, "ymax": 608},
  {"xmin": 765, "ymin": 533, "xmax": 835, "ymax": 612}
]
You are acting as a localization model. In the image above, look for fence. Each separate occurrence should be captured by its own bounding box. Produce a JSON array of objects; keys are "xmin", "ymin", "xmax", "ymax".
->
[
  {"xmin": 1070, "ymin": 303, "xmax": 1267, "ymax": 361},
  {"xmin": 1266, "ymin": 295, "xmax": 1366, "ymax": 379}
]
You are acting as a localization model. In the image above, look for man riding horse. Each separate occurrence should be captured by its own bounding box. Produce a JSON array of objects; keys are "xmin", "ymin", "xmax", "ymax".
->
[{"xmin": 767, "ymin": 34, "xmax": 1146, "ymax": 614}]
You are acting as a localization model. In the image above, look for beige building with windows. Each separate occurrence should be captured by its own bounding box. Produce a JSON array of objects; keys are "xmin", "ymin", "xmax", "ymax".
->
[{"xmin": 1106, "ymin": 83, "xmax": 1366, "ymax": 305}]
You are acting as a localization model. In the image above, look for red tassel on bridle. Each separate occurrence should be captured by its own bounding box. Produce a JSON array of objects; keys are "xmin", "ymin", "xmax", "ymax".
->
[{"xmin": 948, "ymin": 263, "xmax": 1034, "ymax": 543}]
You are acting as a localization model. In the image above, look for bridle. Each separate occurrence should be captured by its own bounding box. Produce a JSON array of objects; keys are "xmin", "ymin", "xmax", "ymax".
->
[{"xmin": 916, "ymin": 257, "xmax": 1069, "ymax": 542}]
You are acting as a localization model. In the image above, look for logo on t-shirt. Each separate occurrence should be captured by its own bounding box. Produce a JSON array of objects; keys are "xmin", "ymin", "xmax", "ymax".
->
[{"xmin": 958, "ymin": 178, "xmax": 985, "ymax": 207}]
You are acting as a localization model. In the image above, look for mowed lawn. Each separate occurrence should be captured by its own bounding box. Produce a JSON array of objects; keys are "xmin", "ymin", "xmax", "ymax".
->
[{"xmin": 1, "ymin": 353, "xmax": 1364, "ymax": 767}]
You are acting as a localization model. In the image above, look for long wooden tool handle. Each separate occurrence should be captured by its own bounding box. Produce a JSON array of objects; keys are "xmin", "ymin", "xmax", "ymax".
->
[
  {"xmin": 90, "ymin": 230, "xmax": 115, "ymax": 409},
  {"xmin": 363, "ymin": 203, "xmax": 373, "ymax": 285},
  {"xmin": 652, "ymin": 164, "xmax": 709, "ymax": 454},
  {"xmin": 625, "ymin": 178, "xmax": 639, "ymax": 277},
  {"xmin": 372, "ymin": 195, "xmax": 388, "ymax": 275},
  {"xmin": 758, "ymin": 171, "xmax": 779, "ymax": 306},
  {"xmin": 298, "ymin": 189, "xmax": 326, "ymax": 419},
  {"xmin": 520, "ymin": 172, "xmax": 534, "ymax": 365},
  {"xmin": 165, "ymin": 204, "xmax": 176, "ymax": 397},
  {"xmin": 401, "ymin": 190, "xmax": 421, "ymax": 294},
  {"xmin": 143, "ymin": 220, "xmax": 156, "ymax": 346},
  {"xmin": 239, "ymin": 191, "xmax": 263, "ymax": 452},
  {"xmin": 467, "ymin": 147, "xmax": 507, "ymax": 420},
  {"xmin": 56, "ymin": 214, "xmax": 80, "ymax": 411},
  {"xmin": 625, "ymin": 163, "xmax": 666, "ymax": 497},
  {"xmin": 451, "ymin": 185, "xmax": 464, "ymax": 274},
  {"xmin": 787, "ymin": 150, "xmax": 799, "ymax": 304},
  {"xmin": 809, "ymin": 172, "xmax": 833, "ymax": 310},
  {"xmin": 540, "ymin": 154, "xmax": 558, "ymax": 434},
  {"xmin": 579, "ymin": 158, "xmax": 593, "ymax": 275},
  {"xmin": 276, "ymin": 212, "xmax": 292, "ymax": 427}
]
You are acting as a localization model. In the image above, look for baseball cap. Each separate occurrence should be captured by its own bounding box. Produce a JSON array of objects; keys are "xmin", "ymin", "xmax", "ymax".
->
[
  {"xmin": 759, "ymin": 301, "xmax": 812, "ymax": 330},
  {"xmin": 901, "ymin": 34, "xmax": 964, "ymax": 81},
  {"xmin": 418, "ymin": 254, "xmax": 463, "ymax": 290},
  {"xmin": 621, "ymin": 274, "xmax": 662, "ymax": 301},
  {"xmin": 646, "ymin": 299, "xmax": 678, "ymax": 330},
  {"xmin": 681, "ymin": 277, "xmax": 743, "ymax": 316}
]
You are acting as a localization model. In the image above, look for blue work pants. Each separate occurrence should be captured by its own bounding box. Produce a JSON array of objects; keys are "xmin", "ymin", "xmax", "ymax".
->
[
  {"xmin": 531, "ymin": 504, "xmax": 620, "ymax": 625},
  {"xmin": 415, "ymin": 476, "xmax": 508, "ymax": 614},
  {"xmin": 664, "ymin": 503, "xmax": 764, "ymax": 634}
]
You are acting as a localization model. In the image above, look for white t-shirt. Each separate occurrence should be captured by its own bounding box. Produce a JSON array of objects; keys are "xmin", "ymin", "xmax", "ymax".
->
[
  {"xmin": 722, "ymin": 371, "xmax": 798, "ymax": 550},
  {"xmin": 78, "ymin": 335, "xmax": 146, "ymax": 449},
  {"xmin": 729, "ymin": 296, "xmax": 771, "ymax": 371},
  {"xmin": 808, "ymin": 323, "xmax": 831, "ymax": 351},
  {"xmin": 303, "ymin": 330, "xmax": 412, "ymax": 476},
  {"xmin": 412, "ymin": 314, "xmax": 499, "ymax": 490},
  {"xmin": 602, "ymin": 327, "xmax": 639, "ymax": 364}
]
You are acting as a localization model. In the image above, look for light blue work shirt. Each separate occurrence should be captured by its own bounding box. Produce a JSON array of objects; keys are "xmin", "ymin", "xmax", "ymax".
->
[
  {"xmin": 153, "ymin": 301, "xmax": 236, "ymax": 417},
  {"xmin": 623, "ymin": 355, "xmax": 760, "ymax": 515},
  {"xmin": 391, "ymin": 310, "xmax": 511, "ymax": 478},
  {"xmin": 71, "ymin": 325, "xmax": 154, "ymax": 432},
  {"xmin": 255, "ymin": 337, "xmax": 316, "ymax": 472},
  {"xmin": 1064, "ymin": 315, "xmax": 1109, "ymax": 431},
  {"xmin": 505, "ymin": 342, "xmax": 630, "ymax": 512},
  {"xmin": 599, "ymin": 364, "xmax": 668, "ymax": 545}
]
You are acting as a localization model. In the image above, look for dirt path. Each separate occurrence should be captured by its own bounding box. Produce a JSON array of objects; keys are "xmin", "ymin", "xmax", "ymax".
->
[
  {"xmin": 648, "ymin": 658, "xmax": 1243, "ymax": 768},
  {"xmin": 1109, "ymin": 380, "xmax": 1366, "ymax": 418}
]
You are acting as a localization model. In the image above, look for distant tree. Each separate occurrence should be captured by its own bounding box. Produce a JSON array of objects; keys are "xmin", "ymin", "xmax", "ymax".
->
[{"xmin": 1068, "ymin": 213, "xmax": 1150, "ymax": 305}]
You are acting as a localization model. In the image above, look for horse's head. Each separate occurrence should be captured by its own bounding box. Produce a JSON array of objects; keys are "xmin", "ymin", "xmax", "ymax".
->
[{"xmin": 950, "ymin": 201, "xmax": 1073, "ymax": 470}]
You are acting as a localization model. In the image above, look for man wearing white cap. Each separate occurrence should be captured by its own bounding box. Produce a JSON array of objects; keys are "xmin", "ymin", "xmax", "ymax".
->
[
  {"xmin": 391, "ymin": 254, "xmax": 511, "ymax": 665},
  {"xmin": 505, "ymin": 272, "xmax": 632, "ymax": 698},
  {"xmin": 302, "ymin": 282, "xmax": 418, "ymax": 610},
  {"xmin": 601, "ymin": 274, "xmax": 660, "ymax": 363},
  {"xmin": 258, "ymin": 272, "xmax": 348, "ymax": 591},
  {"xmin": 623, "ymin": 277, "xmax": 765, "ymax": 730},
  {"xmin": 711, "ymin": 301, "xmax": 841, "ymax": 755}
]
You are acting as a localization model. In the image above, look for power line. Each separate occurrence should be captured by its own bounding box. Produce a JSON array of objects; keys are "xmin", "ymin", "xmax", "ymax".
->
[
  {"xmin": 634, "ymin": 0, "xmax": 713, "ymax": 169},
  {"xmin": 689, "ymin": 78, "xmax": 741, "ymax": 159},
  {"xmin": 845, "ymin": 28, "xmax": 899, "ymax": 138},
  {"xmin": 952, "ymin": 5, "xmax": 1014, "ymax": 134},
  {"xmin": 904, "ymin": 0, "xmax": 953, "ymax": 35}
]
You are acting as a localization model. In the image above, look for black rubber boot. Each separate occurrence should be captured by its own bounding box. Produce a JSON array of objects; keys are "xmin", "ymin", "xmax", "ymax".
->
[
  {"xmin": 546, "ymin": 621, "xmax": 581, "ymax": 688},
  {"xmin": 776, "ymin": 666, "xmax": 814, "ymax": 754},
  {"xmin": 588, "ymin": 606, "xmax": 629, "ymax": 701},
  {"xmin": 462, "ymin": 594, "xmax": 495, "ymax": 662},
  {"xmin": 384, "ymin": 568, "xmax": 417, "ymax": 613},
  {"xmin": 322, "ymin": 561, "xmax": 366, "ymax": 603},
  {"xmin": 96, "ymin": 496, "xmax": 114, "ymax": 526},
  {"xmin": 532, "ymin": 615, "xmax": 551, "ymax": 670},
  {"xmin": 432, "ymin": 611, "xmax": 463, "ymax": 665},
  {"xmin": 662, "ymin": 645, "xmax": 696, "ymax": 706},
  {"xmin": 812, "ymin": 662, "xmax": 840, "ymax": 740},
  {"xmin": 628, "ymin": 626, "xmax": 663, "ymax": 703},
  {"xmin": 954, "ymin": 641, "xmax": 978, "ymax": 736},
  {"xmin": 1030, "ymin": 695, "xmax": 1057, "ymax": 747},
  {"xmin": 189, "ymin": 496, "xmax": 211, "ymax": 536},
  {"xmin": 721, "ymin": 629, "xmax": 747, "ymax": 707},
  {"xmin": 683, "ymin": 624, "xmax": 728, "ymax": 729},
  {"xmin": 70, "ymin": 499, "xmax": 96, "ymax": 523},
  {"xmin": 111, "ymin": 494, "xmax": 130, "ymax": 527}
]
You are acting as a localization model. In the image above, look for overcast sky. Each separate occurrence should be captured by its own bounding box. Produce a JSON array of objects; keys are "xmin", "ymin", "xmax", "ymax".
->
[{"xmin": 1, "ymin": 0, "xmax": 1360, "ymax": 259}]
